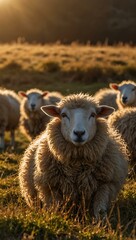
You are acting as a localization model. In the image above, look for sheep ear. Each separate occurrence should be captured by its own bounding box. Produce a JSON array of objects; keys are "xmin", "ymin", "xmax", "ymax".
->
[
  {"xmin": 41, "ymin": 105, "xmax": 60, "ymax": 117},
  {"xmin": 41, "ymin": 91, "xmax": 49, "ymax": 97},
  {"xmin": 96, "ymin": 105, "xmax": 115, "ymax": 118},
  {"xmin": 109, "ymin": 83, "xmax": 119, "ymax": 90},
  {"xmin": 18, "ymin": 91, "xmax": 28, "ymax": 98}
]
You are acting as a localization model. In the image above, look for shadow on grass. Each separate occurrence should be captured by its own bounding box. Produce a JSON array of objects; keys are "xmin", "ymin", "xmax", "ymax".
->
[
  {"xmin": 3, "ymin": 61, "xmax": 22, "ymax": 71},
  {"xmin": 0, "ymin": 63, "xmax": 136, "ymax": 94},
  {"xmin": 108, "ymin": 197, "xmax": 136, "ymax": 237},
  {"xmin": 0, "ymin": 166, "xmax": 16, "ymax": 178},
  {"xmin": 0, "ymin": 217, "xmax": 71, "ymax": 240}
]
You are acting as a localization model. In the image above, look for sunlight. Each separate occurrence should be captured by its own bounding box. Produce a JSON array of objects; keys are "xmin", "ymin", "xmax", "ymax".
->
[{"xmin": 0, "ymin": 0, "xmax": 10, "ymax": 4}]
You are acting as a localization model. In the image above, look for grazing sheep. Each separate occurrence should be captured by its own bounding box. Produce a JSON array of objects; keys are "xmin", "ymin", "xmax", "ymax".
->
[
  {"xmin": 19, "ymin": 94, "xmax": 128, "ymax": 219},
  {"xmin": 18, "ymin": 89, "xmax": 51, "ymax": 140},
  {"xmin": 108, "ymin": 107, "xmax": 136, "ymax": 175},
  {"xmin": 0, "ymin": 89, "xmax": 20, "ymax": 150},
  {"xmin": 110, "ymin": 80, "xmax": 136, "ymax": 109},
  {"xmin": 94, "ymin": 88, "xmax": 118, "ymax": 110}
]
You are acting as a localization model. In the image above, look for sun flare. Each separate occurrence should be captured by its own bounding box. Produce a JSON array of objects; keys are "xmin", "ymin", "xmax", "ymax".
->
[{"xmin": 0, "ymin": 0, "xmax": 10, "ymax": 4}]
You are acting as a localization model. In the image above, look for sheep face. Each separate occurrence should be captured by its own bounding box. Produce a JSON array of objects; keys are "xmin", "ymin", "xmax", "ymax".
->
[
  {"xmin": 118, "ymin": 84, "xmax": 136, "ymax": 106},
  {"xmin": 19, "ymin": 91, "xmax": 48, "ymax": 112},
  {"xmin": 26, "ymin": 93, "xmax": 45, "ymax": 111},
  {"xmin": 110, "ymin": 82, "xmax": 136, "ymax": 106},
  {"xmin": 41, "ymin": 104, "xmax": 114, "ymax": 146},
  {"xmin": 60, "ymin": 107, "xmax": 97, "ymax": 146}
]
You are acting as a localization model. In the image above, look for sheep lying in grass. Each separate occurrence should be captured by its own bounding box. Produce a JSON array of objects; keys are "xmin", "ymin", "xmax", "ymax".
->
[
  {"xmin": 19, "ymin": 94, "xmax": 128, "ymax": 219},
  {"xmin": 110, "ymin": 80, "xmax": 136, "ymax": 109},
  {"xmin": 108, "ymin": 107, "xmax": 136, "ymax": 176},
  {"xmin": 0, "ymin": 89, "xmax": 20, "ymax": 150},
  {"xmin": 19, "ymin": 89, "xmax": 51, "ymax": 140},
  {"xmin": 94, "ymin": 88, "xmax": 118, "ymax": 110}
]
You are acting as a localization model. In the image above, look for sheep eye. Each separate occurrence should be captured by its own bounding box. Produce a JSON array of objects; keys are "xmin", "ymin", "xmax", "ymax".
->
[
  {"xmin": 61, "ymin": 113, "xmax": 68, "ymax": 118},
  {"xmin": 132, "ymin": 87, "xmax": 136, "ymax": 92},
  {"xmin": 89, "ymin": 112, "xmax": 96, "ymax": 119}
]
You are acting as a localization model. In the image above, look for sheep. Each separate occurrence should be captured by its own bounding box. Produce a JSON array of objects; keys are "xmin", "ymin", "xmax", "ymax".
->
[
  {"xmin": 0, "ymin": 89, "xmax": 20, "ymax": 150},
  {"xmin": 94, "ymin": 88, "xmax": 118, "ymax": 110},
  {"xmin": 108, "ymin": 107, "xmax": 136, "ymax": 176},
  {"xmin": 47, "ymin": 91, "xmax": 64, "ymax": 104},
  {"xmin": 110, "ymin": 80, "xmax": 136, "ymax": 109},
  {"xmin": 19, "ymin": 89, "xmax": 63, "ymax": 140},
  {"xmin": 19, "ymin": 93, "xmax": 128, "ymax": 220}
]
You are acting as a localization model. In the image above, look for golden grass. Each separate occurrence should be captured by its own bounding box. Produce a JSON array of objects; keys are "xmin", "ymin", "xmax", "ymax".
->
[
  {"xmin": 0, "ymin": 43, "xmax": 136, "ymax": 239},
  {"xmin": 0, "ymin": 43, "xmax": 136, "ymax": 94},
  {"xmin": 0, "ymin": 43, "xmax": 136, "ymax": 73}
]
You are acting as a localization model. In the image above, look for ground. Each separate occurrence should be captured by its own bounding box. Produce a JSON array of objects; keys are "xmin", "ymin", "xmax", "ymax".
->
[{"xmin": 0, "ymin": 43, "xmax": 136, "ymax": 239}]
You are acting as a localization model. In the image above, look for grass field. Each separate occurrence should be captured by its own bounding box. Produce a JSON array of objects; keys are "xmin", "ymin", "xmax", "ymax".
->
[
  {"xmin": 0, "ymin": 43, "xmax": 136, "ymax": 93},
  {"xmin": 0, "ymin": 43, "xmax": 136, "ymax": 239}
]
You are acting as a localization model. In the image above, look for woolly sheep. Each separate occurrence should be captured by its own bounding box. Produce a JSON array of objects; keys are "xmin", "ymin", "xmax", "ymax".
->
[
  {"xmin": 47, "ymin": 91, "xmax": 64, "ymax": 104},
  {"xmin": 108, "ymin": 107, "xmax": 136, "ymax": 175},
  {"xmin": 110, "ymin": 80, "xmax": 136, "ymax": 109},
  {"xmin": 19, "ymin": 93, "xmax": 128, "ymax": 219},
  {"xmin": 94, "ymin": 88, "xmax": 118, "ymax": 110},
  {"xmin": 0, "ymin": 89, "xmax": 20, "ymax": 150},
  {"xmin": 19, "ymin": 89, "xmax": 63, "ymax": 140}
]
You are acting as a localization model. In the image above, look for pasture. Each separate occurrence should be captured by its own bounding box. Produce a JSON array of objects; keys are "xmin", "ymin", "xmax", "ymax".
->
[{"xmin": 0, "ymin": 43, "xmax": 136, "ymax": 239}]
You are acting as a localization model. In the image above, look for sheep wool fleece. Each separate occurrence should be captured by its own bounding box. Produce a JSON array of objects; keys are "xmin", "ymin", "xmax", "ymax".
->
[{"xmin": 19, "ymin": 94, "xmax": 128, "ymax": 215}]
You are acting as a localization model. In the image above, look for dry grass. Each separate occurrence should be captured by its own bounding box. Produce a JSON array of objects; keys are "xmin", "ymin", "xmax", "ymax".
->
[
  {"xmin": 0, "ymin": 43, "xmax": 136, "ymax": 93},
  {"xmin": 0, "ymin": 139, "xmax": 135, "ymax": 239},
  {"xmin": 0, "ymin": 43, "xmax": 136, "ymax": 239}
]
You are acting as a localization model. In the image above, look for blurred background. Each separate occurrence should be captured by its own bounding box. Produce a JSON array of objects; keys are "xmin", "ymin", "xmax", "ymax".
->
[
  {"xmin": 0, "ymin": 0, "xmax": 136, "ymax": 44},
  {"xmin": 0, "ymin": 0, "xmax": 136, "ymax": 93}
]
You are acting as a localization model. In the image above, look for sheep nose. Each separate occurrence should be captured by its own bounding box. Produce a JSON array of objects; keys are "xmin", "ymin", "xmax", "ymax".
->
[
  {"xmin": 122, "ymin": 96, "xmax": 127, "ymax": 103},
  {"xmin": 31, "ymin": 104, "xmax": 36, "ymax": 109},
  {"xmin": 73, "ymin": 130, "xmax": 85, "ymax": 137}
]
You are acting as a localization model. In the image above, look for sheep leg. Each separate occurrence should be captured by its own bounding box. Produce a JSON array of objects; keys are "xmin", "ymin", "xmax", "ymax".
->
[
  {"xmin": 0, "ymin": 120, "xmax": 7, "ymax": 150},
  {"xmin": 21, "ymin": 118, "xmax": 33, "ymax": 140},
  {"xmin": 0, "ymin": 132, "xmax": 5, "ymax": 150},
  {"xmin": 93, "ymin": 183, "xmax": 116, "ymax": 221},
  {"xmin": 10, "ymin": 130, "xmax": 15, "ymax": 149}
]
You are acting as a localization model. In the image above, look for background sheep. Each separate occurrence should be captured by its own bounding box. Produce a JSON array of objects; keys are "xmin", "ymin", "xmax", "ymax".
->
[
  {"xmin": 110, "ymin": 80, "xmax": 136, "ymax": 109},
  {"xmin": 0, "ymin": 89, "xmax": 20, "ymax": 150},
  {"xmin": 47, "ymin": 91, "xmax": 64, "ymax": 104},
  {"xmin": 19, "ymin": 94, "xmax": 128, "ymax": 220},
  {"xmin": 108, "ymin": 107, "xmax": 136, "ymax": 176},
  {"xmin": 94, "ymin": 88, "xmax": 118, "ymax": 110},
  {"xmin": 19, "ymin": 88, "xmax": 51, "ymax": 140}
]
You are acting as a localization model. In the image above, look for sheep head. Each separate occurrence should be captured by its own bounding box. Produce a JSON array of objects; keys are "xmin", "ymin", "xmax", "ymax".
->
[
  {"xmin": 110, "ymin": 81, "xmax": 136, "ymax": 107},
  {"xmin": 41, "ymin": 94, "xmax": 114, "ymax": 146},
  {"xmin": 19, "ymin": 90, "xmax": 48, "ymax": 112}
]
